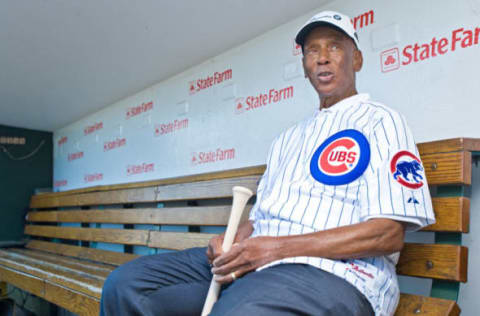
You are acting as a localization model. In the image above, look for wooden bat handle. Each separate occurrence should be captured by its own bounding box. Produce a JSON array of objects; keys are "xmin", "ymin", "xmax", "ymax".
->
[{"xmin": 201, "ymin": 186, "xmax": 253, "ymax": 316}]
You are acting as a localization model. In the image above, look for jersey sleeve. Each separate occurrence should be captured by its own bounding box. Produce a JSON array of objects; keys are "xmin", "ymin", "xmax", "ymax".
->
[{"xmin": 358, "ymin": 112, "xmax": 436, "ymax": 232}]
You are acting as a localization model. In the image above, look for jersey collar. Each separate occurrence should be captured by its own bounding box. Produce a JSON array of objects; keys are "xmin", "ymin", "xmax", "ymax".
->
[{"xmin": 316, "ymin": 93, "xmax": 370, "ymax": 115}]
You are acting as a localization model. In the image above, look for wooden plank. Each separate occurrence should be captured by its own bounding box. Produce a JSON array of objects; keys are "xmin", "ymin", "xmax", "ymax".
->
[
  {"xmin": 27, "ymin": 205, "xmax": 252, "ymax": 226},
  {"xmin": 30, "ymin": 175, "xmax": 260, "ymax": 208},
  {"xmin": 31, "ymin": 165, "xmax": 266, "ymax": 203},
  {"xmin": 9, "ymin": 248, "xmax": 114, "ymax": 278},
  {"xmin": 422, "ymin": 151, "xmax": 471, "ymax": 185},
  {"xmin": 148, "ymin": 231, "xmax": 215, "ymax": 250},
  {"xmin": 26, "ymin": 240, "xmax": 138, "ymax": 266},
  {"xmin": 0, "ymin": 249, "xmax": 104, "ymax": 298},
  {"xmin": 395, "ymin": 293, "xmax": 460, "ymax": 315},
  {"xmin": 397, "ymin": 243, "xmax": 467, "ymax": 282},
  {"xmin": 418, "ymin": 137, "xmax": 480, "ymax": 156},
  {"xmin": 44, "ymin": 281, "xmax": 100, "ymax": 316},
  {"xmin": 0, "ymin": 264, "xmax": 45, "ymax": 297},
  {"xmin": 25, "ymin": 225, "xmax": 149, "ymax": 246},
  {"xmin": 422, "ymin": 197, "xmax": 469, "ymax": 233}
]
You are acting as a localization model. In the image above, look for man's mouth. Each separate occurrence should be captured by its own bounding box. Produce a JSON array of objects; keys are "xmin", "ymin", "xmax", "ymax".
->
[{"xmin": 317, "ymin": 72, "xmax": 334, "ymax": 83}]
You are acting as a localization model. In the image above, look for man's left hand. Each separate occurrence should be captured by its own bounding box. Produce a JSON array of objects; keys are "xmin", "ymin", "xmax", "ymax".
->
[{"xmin": 211, "ymin": 236, "xmax": 280, "ymax": 284}]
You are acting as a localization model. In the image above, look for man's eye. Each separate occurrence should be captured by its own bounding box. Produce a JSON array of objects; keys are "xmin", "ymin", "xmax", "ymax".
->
[
  {"xmin": 330, "ymin": 45, "xmax": 338, "ymax": 51},
  {"xmin": 306, "ymin": 49, "xmax": 319, "ymax": 55}
]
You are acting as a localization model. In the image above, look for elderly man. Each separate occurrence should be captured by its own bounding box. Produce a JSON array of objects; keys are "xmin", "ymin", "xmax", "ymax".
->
[{"xmin": 101, "ymin": 11, "xmax": 435, "ymax": 316}]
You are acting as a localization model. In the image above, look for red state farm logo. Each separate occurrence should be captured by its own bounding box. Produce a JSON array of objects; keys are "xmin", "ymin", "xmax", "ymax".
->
[
  {"xmin": 58, "ymin": 136, "xmax": 68, "ymax": 146},
  {"xmin": 126, "ymin": 101, "xmax": 153, "ymax": 119},
  {"xmin": 84, "ymin": 122, "xmax": 103, "ymax": 135},
  {"xmin": 235, "ymin": 98, "xmax": 245, "ymax": 115},
  {"xmin": 235, "ymin": 86, "xmax": 294, "ymax": 114},
  {"xmin": 127, "ymin": 163, "xmax": 155, "ymax": 176},
  {"xmin": 191, "ymin": 148, "xmax": 235, "ymax": 165},
  {"xmin": 381, "ymin": 26, "xmax": 480, "ymax": 73},
  {"xmin": 68, "ymin": 151, "xmax": 84, "ymax": 162},
  {"xmin": 54, "ymin": 180, "xmax": 68, "ymax": 187},
  {"xmin": 293, "ymin": 39, "xmax": 302, "ymax": 56},
  {"xmin": 84, "ymin": 173, "xmax": 103, "ymax": 183},
  {"xmin": 381, "ymin": 48, "xmax": 400, "ymax": 73},
  {"xmin": 189, "ymin": 81, "xmax": 196, "ymax": 95},
  {"xmin": 154, "ymin": 118, "xmax": 189, "ymax": 136},
  {"xmin": 188, "ymin": 69, "xmax": 232, "ymax": 95},
  {"xmin": 104, "ymin": 138, "xmax": 126, "ymax": 151}
]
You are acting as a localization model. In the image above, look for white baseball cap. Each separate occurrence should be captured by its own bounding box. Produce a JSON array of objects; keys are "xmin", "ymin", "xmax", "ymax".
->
[{"xmin": 295, "ymin": 11, "xmax": 360, "ymax": 50}]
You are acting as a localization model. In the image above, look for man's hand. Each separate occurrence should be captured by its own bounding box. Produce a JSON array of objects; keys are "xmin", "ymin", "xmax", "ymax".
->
[
  {"xmin": 211, "ymin": 236, "xmax": 280, "ymax": 284},
  {"xmin": 206, "ymin": 220, "xmax": 255, "ymax": 265},
  {"xmin": 206, "ymin": 234, "xmax": 224, "ymax": 265}
]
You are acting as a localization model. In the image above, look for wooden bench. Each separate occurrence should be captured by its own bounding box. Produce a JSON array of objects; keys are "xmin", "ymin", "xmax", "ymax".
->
[{"xmin": 0, "ymin": 137, "xmax": 478, "ymax": 315}]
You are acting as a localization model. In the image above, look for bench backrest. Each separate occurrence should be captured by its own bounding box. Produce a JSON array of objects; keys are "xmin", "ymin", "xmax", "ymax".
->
[{"xmin": 26, "ymin": 138, "xmax": 480, "ymax": 315}]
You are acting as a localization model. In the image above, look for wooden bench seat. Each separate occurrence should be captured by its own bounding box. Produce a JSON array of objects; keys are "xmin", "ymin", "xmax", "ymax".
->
[{"xmin": 0, "ymin": 137, "xmax": 478, "ymax": 315}]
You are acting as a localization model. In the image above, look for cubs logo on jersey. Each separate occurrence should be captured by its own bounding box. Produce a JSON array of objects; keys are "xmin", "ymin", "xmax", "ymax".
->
[
  {"xmin": 310, "ymin": 129, "xmax": 370, "ymax": 185},
  {"xmin": 390, "ymin": 150, "xmax": 424, "ymax": 189}
]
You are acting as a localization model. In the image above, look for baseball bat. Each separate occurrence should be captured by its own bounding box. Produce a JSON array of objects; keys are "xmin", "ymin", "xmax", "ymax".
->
[{"xmin": 201, "ymin": 186, "xmax": 253, "ymax": 316}]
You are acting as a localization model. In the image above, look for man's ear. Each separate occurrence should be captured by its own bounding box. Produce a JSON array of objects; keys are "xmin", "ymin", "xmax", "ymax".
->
[{"xmin": 353, "ymin": 49, "xmax": 363, "ymax": 72}]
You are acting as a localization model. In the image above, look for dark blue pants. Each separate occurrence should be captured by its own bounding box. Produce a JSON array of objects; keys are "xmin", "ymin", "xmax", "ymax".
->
[{"xmin": 100, "ymin": 247, "xmax": 373, "ymax": 315}]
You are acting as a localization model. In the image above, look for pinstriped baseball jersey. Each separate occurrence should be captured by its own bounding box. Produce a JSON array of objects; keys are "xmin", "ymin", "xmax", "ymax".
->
[{"xmin": 249, "ymin": 93, "xmax": 436, "ymax": 316}]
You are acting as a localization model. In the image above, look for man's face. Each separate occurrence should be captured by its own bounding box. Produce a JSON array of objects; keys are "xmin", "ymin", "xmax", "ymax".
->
[{"xmin": 302, "ymin": 25, "xmax": 362, "ymax": 101}]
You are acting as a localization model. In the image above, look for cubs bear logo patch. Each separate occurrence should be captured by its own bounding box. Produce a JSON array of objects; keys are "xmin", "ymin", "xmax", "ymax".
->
[
  {"xmin": 390, "ymin": 150, "xmax": 425, "ymax": 189},
  {"xmin": 310, "ymin": 129, "xmax": 370, "ymax": 185}
]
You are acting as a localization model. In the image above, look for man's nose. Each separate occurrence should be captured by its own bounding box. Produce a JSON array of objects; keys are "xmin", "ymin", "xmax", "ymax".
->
[{"xmin": 317, "ymin": 47, "xmax": 330, "ymax": 64}]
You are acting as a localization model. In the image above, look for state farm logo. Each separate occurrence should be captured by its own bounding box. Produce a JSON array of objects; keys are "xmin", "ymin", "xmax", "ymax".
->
[
  {"xmin": 54, "ymin": 180, "xmax": 67, "ymax": 187},
  {"xmin": 104, "ymin": 138, "xmax": 126, "ymax": 151},
  {"xmin": 380, "ymin": 48, "xmax": 400, "ymax": 73},
  {"xmin": 381, "ymin": 26, "xmax": 480, "ymax": 73},
  {"xmin": 58, "ymin": 136, "xmax": 68, "ymax": 146},
  {"xmin": 235, "ymin": 86, "xmax": 294, "ymax": 114},
  {"xmin": 191, "ymin": 148, "xmax": 235, "ymax": 165},
  {"xmin": 126, "ymin": 101, "xmax": 153, "ymax": 119},
  {"xmin": 84, "ymin": 173, "xmax": 103, "ymax": 183},
  {"xmin": 293, "ymin": 39, "xmax": 302, "ymax": 56},
  {"xmin": 84, "ymin": 122, "xmax": 103, "ymax": 135},
  {"xmin": 154, "ymin": 118, "xmax": 189, "ymax": 136},
  {"xmin": 127, "ymin": 163, "xmax": 155, "ymax": 176},
  {"xmin": 68, "ymin": 151, "xmax": 84, "ymax": 161},
  {"xmin": 189, "ymin": 69, "xmax": 232, "ymax": 95}
]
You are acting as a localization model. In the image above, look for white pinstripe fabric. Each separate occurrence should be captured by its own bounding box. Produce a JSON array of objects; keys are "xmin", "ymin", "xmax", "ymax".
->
[{"xmin": 249, "ymin": 93, "xmax": 435, "ymax": 316}]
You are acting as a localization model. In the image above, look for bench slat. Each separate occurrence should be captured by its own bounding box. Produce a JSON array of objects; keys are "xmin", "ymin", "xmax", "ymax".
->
[
  {"xmin": 0, "ymin": 264, "xmax": 45, "ymax": 298},
  {"xmin": 26, "ymin": 240, "xmax": 138, "ymax": 266},
  {"xmin": 422, "ymin": 197, "xmax": 469, "ymax": 233},
  {"xmin": 396, "ymin": 293, "xmax": 460, "ymax": 315},
  {"xmin": 44, "ymin": 281, "xmax": 100, "ymax": 316},
  {"xmin": 32, "ymin": 165, "xmax": 266, "ymax": 200},
  {"xmin": 421, "ymin": 151, "xmax": 471, "ymax": 185},
  {"xmin": 9, "ymin": 248, "xmax": 114, "ymax": 277},
  {"xmin": 417, "ymin": 137, "xmax": 480, "ymax": 156},
  {"xmin": 30, "ymin": 176, "xmax": 259, "ymax": 209},
  {"xmin": 148, "ymin": 231, "xmax": 215, "ymax": 250},
  {"xmin": 397, "ymin": 243, "xmax": 468, "ymax": 282},
  {"xmin": 25, "ymin": 225, "xmax": 149, "ymax": 246},
  {"xmin": 26, "ymin": 205, "xmax": 252, "ymax": 226},
  {"xmin": 0, "ymin": 249, "xmax": 103, "ymax": 298}
]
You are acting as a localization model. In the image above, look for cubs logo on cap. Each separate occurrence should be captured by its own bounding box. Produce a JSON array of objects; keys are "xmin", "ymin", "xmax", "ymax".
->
[
  {"xmin": 310, "ymin": 129, "xmax": 370, "ymax": 185},
  {"xmin": 390, "ymin": 150, "xmax": 424, "ymax": 189}
]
